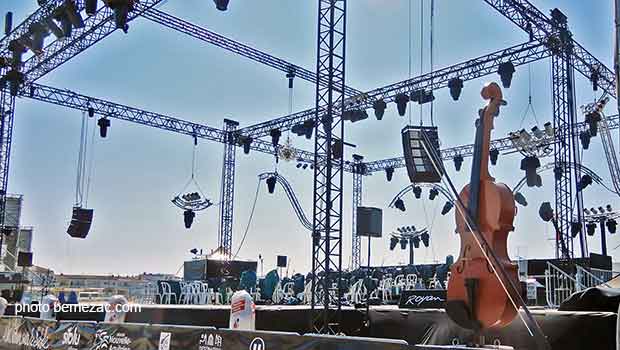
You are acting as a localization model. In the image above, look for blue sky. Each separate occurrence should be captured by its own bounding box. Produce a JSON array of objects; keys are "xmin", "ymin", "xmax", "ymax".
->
[{"xmin": 1, "ymin": 0, "xmax": 618, "ymax": 276}]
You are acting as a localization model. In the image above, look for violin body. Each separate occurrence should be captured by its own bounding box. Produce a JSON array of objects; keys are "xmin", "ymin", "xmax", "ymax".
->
[{"xmin": 446, "ymin": 82, "xmax": 519, "ymax": 331}]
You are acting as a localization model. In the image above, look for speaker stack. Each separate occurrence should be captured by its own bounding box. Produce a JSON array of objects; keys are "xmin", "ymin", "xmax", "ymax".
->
[{"xmin": 67, "ymin": 207, "xmax": 94, "ymax": 239}]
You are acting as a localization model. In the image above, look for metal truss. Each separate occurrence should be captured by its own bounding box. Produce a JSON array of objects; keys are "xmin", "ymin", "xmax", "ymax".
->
[
  {"xmin": 21, "ymin": 0, "xmax": 164, "ymax": 84},
  {"xmin": 219, "ymin": 119, "xmax": 238, "ymax": 257},
  {"xmin": 483, "ymin": 0, "xmax": 616, "ymax": 98},
  {"xmin": 140, "ymin": 9, "xmax": 362, "ymax": 98},
  {"xmin": 364, "ymin": 115, "xmax": 620, "ymax": 173},
  {"xmin": 310, "ymin": 0, "xmax": 346, "ymax": 334},
  {"xmin": 239, "ymin": 41, "xmax": 549, "ymax": 138},
  {"xmin": 350, "ymin": 155, "xmax": 363, "ymax": 270},
  {"xmin": 0, "ymin": 91, "xmax": 16, "ymax": 230}
]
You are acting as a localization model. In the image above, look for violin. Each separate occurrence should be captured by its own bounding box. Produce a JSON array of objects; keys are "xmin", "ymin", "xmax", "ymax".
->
[{"xmin": 446, "ymin": 82, "xmax": 519, "ymax": 331}]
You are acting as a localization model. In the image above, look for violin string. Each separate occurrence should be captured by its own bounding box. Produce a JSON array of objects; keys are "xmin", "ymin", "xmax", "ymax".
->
[{"xmin": 419, "ymin": 126, "xmax": 539, "ymax": 338}]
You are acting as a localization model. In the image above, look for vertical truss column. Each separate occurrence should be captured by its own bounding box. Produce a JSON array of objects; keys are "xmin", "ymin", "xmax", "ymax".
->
[
  {"xmin": 0, "ymin": 90, "xmax": 15, "ymax": 232},
  {"xmin": 219, "ymin": 119, "xmax": 239, "ymax": 258},
  {"xmin": 351, "ymin": 155, "xmax": 363, "ymax": 270},
  {"xmin": 551, "ymin": 18, "xmax": 585, "ymax": 259},
  {"xmin": 310, "ymin": 0, "xmax": 347, "ymax": 334}
]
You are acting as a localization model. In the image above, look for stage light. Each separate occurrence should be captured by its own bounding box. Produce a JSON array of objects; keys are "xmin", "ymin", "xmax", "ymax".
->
[
  {"xmin": 412, "ymin": 236, "xmax": 420, "ymax": 249},
  {"xmin": 303, "ymin": 120, "xmax": 315, "ymax": 139},
  {"xmin": 441, "ymin": 201, "xmax": 453, "ymax": 215},
  {"xmin": 385, "ymin": 167, "xmax": 394, "ymax": 182},
  {"xmin": 394, "ymin": 199, "xmax": 406, "ymax": 212},
  {"xmin": 183, "ymin": 209, "xmax": 195, "ymax": 229},
  {"xmin": 302, "ymin": 164, "xmax": 308, "ymax": 169},
  {"xmin": 98, "ymin": 117, "xmax": 110, "ymax": 138},
  {"xmin": 490, "ymin": 149, "xmax": 499, "ymax": 166},
  {"xmin": 28, "ymin": 22, "xmax": 49, "ymax": 55},
  {"xmin": 521, "ymin": 156, "xmax": 540, "ymax": 187},
  {"xmin": 214, "ymin": 0, "xmax": 230, "ymax": 11},
  {"xmin": 606, "ymin": 204, "xmax": 613, "ymax": 212},
  {"xmin": 5, "ymin": 69, "xmax": 24, "ymax": 96},
  {"xmin": 190, "ymin": 248, "xmax": 198, "ymax": 255},
  {"xmin": 578, "ymin": 174, "xmax": 592, "ymax": 191},
  {"xmin": 420, "ymin": 232, "xmax": 430, "ymax": 247},
  {"xmin": 579, "ymin": 130, "xmax": 591, "ymax": 150},
  {"xmin": 241, "ymin": 136, "xmax": 253, "ymax": 154},
  {"xmin": 332, "ymin": 140, "xmax": 343, "ymax": 159},
  {"xmin": 373, "ymin": 99, "xmax": 387, "ymax": 120},
  {"xmin": 498, "ymin": 61, "xmax": 515, "ymax": 88},
  {"xmin": 60, "ymin": 0, "xmax": 85, "ymax": 29},
  {"xmin": 553, "ymin": 165, "xmax": 562, "ymax": 180},
  {"xmin": 429, "ymin": 188, "xmax": 439, "ymax": 201},
  {"xmin": 389, "ymin": 237, "xmax": 399, "ymax": 250},
  {"xmin": 586, "ymin": 222, "xmax": 596, "ymax": 236},
  {"xmin": 44, "ymin": 17, "xmax": 64, "ymax": 39},
  {"xmin": 598, "ymin": 206, "xmax": 605, "ymax": 214},
  {"xmin": 412, "ymin": 186, "xmax": 422, "ymax": 199},
  {"xmin": 534, "ymin": 174, "xmax": 542, "ymax": 187},
  {"xmin": 395, "ymin": 93, "xmax": 409, "ymax": 116},
  {"xmin": 397, "ymin": 227, "xmax": 405, "ymax": 233},
  {"xmin": 584, "ymin": 208, "xmax": 590, "ymax": 215},
  {"xmin": 519, "ymin": 129, "xmax": 532, "ymax": 143},
  {"xmin": 296, "ymin": 163, "xmax": 302, "ymax": 169},
  {"xmin": 585, "ymin": 112, "xmax": 601, "ymax": 137},
  {"xmin": 590, "ymin": 69, "xmax": 599, "ymax": 91},
  {"xmin": 448, "ymin": 78, "xmax": 463, "ymax": 101},
  {"xmin": 266, "ymin": 176, "xmax": 276, "ymax": 194},
  {"xmin": 538, "ymin": 202, "xmax": 554, "ymax": 222},
  {"xmin": 4, "ymin": 12, "xmax": 12, "ymax": 36},
  {"xmin": 591, "ymin": 208, "xmax": 598, "ymax": 214},
  {"xmin": 400, "ymin": 238, "xmax": 408, "ymax": 250},
  {"xmin": 86, "ymin": 0, "xmax": 98, "ymax": 15},
  {"xmin": 514, "ymin": 192, "xmax": 528, "ymax": 207},
  {"xmin": 270, "ymin": 128, "xmax": 281, "ymax": 147},
  {"xmin": 531, "ymin": 126, "xmax": 544, "ymax": 139},
  {"xmin": 88, "ymin": 107, "xmax": 95, "ymax": 117},
  {"xmin": 571, "ymin": 221, "xmax": 582, "ymax": 238},
  {"xmin": 454, "ymin": 155, "xmax": 464, "ymax": 171},
  {"xmin": 544, "ymin": 122, "xmax": 554, "ymax": 137},
  {"xmin": 607, "ymin": 219, "xmax": 617, "ymax": 234}
]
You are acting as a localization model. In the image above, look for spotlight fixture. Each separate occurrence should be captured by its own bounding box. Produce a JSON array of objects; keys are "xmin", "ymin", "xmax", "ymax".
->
[
  {"xmin": 410, "ymin": 89, "xmax": 435, "ymax": 105},
  {"xmin": 520, "ymin": 155, "xmax": 540, "ymax": 187},
  {"xmin": 385, "ymin": 167, "xmax": 394, "ymax": 182},
  {"xmin": 585, "ymin": 112, "xmax": 601, "ymax": 137},
  {"xmin": 498, "ymin": 61, "xmax": 515, "ymax": 88},
  {"xmin": 591, "ymin": 208, "xmax": 597, "ymax": 214},
  {"xmin": 331, "ymin": 139, "xmax": 343, "ymax": 159},
  {"xmin": 553, "ymin": 165, "xmax": 562, "ymax": 180},
  {"xmin": 519, "ymin": 129, "xmax": 532, "ymax": 143},
  {"xmin": 453, "ymin": 155, "xmax": 464, "ymax": 171},
  {"xmin": 490, "ymin": 149, "xmax": 499, "ymax": 166},
  {"xmin": 584, "ymin": 208, "xmax": 590, "ymax": 215},
  {"xmin": 607, "ymin": 219, "xmax": 617, "ymax": 234},
  {"xmin": 412, "ymin": 236, "xmax": 420, "ymax": 249},
  {"xmin": 53, "ymin": 0, "xmax": 85, "ymax": 38},
  {"xmin": 373, "ymin": 99, "xmax": 387, "ymax": 120},
  {"xmin": 85, "ymin": 0, "xmax": 98, "ymax": 16},
  {"xmin": 389, "ymin": 237, "xmax": 399, "ymax": 250},
  {"xmin": 429, "ymin": 188, "xmax": 439, "ymax": 201},
  {"xmin": 538, "ymin": 202, "xmax": 554, "ymax": 222},
  {"xmin": 399, "ymin": 238, "xmax": 408, "ymax": 250},
  {"xmin": 579, "ymin": 130, "xmax": 591, "ymax": 150},
  {"xmin": 514, "ymin": 192, "xmax": 528, "ymax": 207},
  {"xmin": 296, "ymin": 163, "xmax": 302, "ymax": 169},
  {"xmin": 88, "ymin": 107, "xmax": 95, "ymax": 117},
  {"xmin": 412, "ymin": 186, "xmax": 422, "ymax": 199},
  {"xmin": 270, "ymin": 128, "xmax": 281, "ymax": 147},
  {"xmin": 190, "ymin": 248, "xmax": 198, "ymax": 255},
  {"xmin": 531, "ymin": 126, "xmax": 544, "ymax": 139},
  {"xmin": 4, "ymin": 12, "xmax": 12, "ymax": 36},
  {"xmin": 598, "ymin": 206, "xmax": 605, "ymax": 214},
  {"xmin": 578, "ymin": 174, "xmax": 592, "ymax": 191},
  {"xmin": 266, "ymin": 176, "xmax": 276, "ymax": 194},
  {"xmin": 441, "ymin": 201, "xmax": 453, "ymax": 216},
  {"xmin": 27, "ymin": 22, "xmax": 49, "ymax": 55},
  {"xmin": 586, "ymin": 222, "xmax": 596, "ymax": 236},
  {"xmin": 214, "ymin": 0, "xmax": 230, "ymax": 11},
  {"xmin": 544, "ymin": 122, "xmax": 554, "ymax": 137},
  {"xmin": 183, "ymin": 209, "xmax": 195, "ymax": 229},
  {"xmin": 241, "ymin": 136, "xmax": 253, "ymax": 154},
  {"xmin": 420, "ymin": 232, "xmax": 430, "ymax": 247},
  {"xmin": 394, "ymin": 198, "xmax": 406, "ymax": 212},
  {"xmin": 448, "ymin": 78, "xmax": 464, "ymax": 101},
  {"xmin": 97, "ymin": 117, "xmax": 110, "ymax": 138},
  {"xmin": 44, "ymin": 17, "xmax": 64, "ymax": 39},
  {"xmin": 395, "ymin": 93, "xmax": 409, "ymax": 116},
  {"xmin": 606, "ymin": 204, "xmax": 613, "ymax": 212},
  {"xmin": 590, "ymin": 69, "xmax": 599, "ymax": 91},
  {"xmin": 571, "ymin": 221, "xmax": 582, "ymax": 238},
  {"xmin": 302, "ymin": 164, "xmax": 308, "ymax": 169}
]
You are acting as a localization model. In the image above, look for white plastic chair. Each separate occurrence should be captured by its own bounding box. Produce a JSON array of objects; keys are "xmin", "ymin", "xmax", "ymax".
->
[
  {"xmin": 159, "ymin": 282, "xmax": 177, "ymax": 304},
  {"xmin": 178, "ymin": 282, "xmax": 192, "ymax": 304},
  {"xmin": 394, "ymin": 275, "xmax": 406, "ymax": 295},
  {"xmin": 405, "ymin": 274, "xmax": 418, "ymax": 290},
  {"xmin": 283, "ymin": 282, "xmax": 296, "ymax": 299},
  {"xmin": 198, "ymin": 282, "xmax": 210, "ymax": 304},
  {"xmin": 381, "ymin": 277, "xmax": 393, "ymax": 302}
]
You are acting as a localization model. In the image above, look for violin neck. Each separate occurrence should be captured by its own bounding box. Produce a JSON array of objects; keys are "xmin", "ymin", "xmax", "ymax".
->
[{"xmin": 479, "ymin": 105, "xmax": 493, "ymax": 181}]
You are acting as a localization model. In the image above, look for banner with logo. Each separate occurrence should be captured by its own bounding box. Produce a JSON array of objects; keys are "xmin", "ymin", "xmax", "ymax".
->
[
  {"xmin": 52, "ymin": 321, "xmax": 98, "ymax": 350},
  {"xmin": 398, "ymin": 290, "xmax": 447, "ymax": 309}
]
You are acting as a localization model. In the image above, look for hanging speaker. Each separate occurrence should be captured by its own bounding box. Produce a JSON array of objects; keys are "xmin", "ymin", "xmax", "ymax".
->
[
  {"xmin": 356, "ymin": 206, "xmax": 383, "ymax": 237},
  {"xmin": 17, "ymin": 251, "xmax": 32, "ymax": 267},
  {"xmin": 67, "ymin": 207, "xmax": 94, "ymax": 239},
  {"xmin": 277, "ymin": 255, "xmax": 287, "ymax": 268},
  {"xmin": 402, "ymin": 125, "xmax": 444, "ymax": 183}
]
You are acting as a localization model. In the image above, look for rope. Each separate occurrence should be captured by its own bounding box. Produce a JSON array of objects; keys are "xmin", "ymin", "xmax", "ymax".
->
[
  {"xmin": 75, "ymin": 111, "xmax": 88, "ymax": 206},
  {"xmin": 419, "ymin": 0, "xmax": 424, "ymax": 126},
  {"xmin": 232, "ymin": 179, "xmax": 261, "ymax": 259},
  {"xmin": 430, "ymin": 0, "xmax": 435, "ymax": 126},
  {"xmin": 518, "ymin": 65, "xmax": 540, "ymax": 128},
  {"xmin": 408, "ymin": 0, "xmax": 412, "ymax": 126},
  {"xmin": 84, "ymin": 114, "xmax": 97, "ymax": 207}
]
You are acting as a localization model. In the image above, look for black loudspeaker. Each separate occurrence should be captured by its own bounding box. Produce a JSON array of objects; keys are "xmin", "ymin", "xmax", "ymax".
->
[
  {"xmin": 402, "ymin": 125, "xmax": 444, "ymax": 183},
  {"xmin": 67, "ymin": 207, "xmax": 94, "ymax": 239},
  {"xmin": 356, "ymin": 206, "xmax": 383, "ymax": 237},
  {"xmin": 17, "ymin": 251, "xmax": 32, "ymax": 267},
  {"xmin": 277, "ymin": 255, "xmax": 287, "ymax": 268}
]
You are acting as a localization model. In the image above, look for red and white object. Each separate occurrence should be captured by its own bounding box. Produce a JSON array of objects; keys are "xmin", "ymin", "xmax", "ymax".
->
[{"xmin": 229, "ymin": 290, "xmax": 255, "ymax": 330}]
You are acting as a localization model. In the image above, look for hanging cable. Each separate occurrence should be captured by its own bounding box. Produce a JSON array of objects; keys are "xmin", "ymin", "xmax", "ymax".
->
[
  {"xmin": 430, "ymin": 0, "xmax": 435, "ymax": 126},
  {"xmin": 408, "ymin": 0, "xmax": 413, "ymax": 126},
  {"xmin": 519, "ymin": 65, "xmax": 540, "ymax": 128},
  {"xmin": 233, "ymin": 179, "xmax": 261, "ymax": 259},
  {"xmin": 84, "ymin": 113, "xmax": 97, "ymax": 207},
  {"xmin": 419, "ymin": 0, "xmax": 424, "ymax": 126},
  {"xmin": 75, "ymin": 110, "xmax": 89, "ymax": 207}
]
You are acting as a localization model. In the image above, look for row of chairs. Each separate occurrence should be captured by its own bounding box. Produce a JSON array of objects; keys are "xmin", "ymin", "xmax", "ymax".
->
[{"xmin": 156, "ymin": 281, "xmax": 230, "ymax": 305}]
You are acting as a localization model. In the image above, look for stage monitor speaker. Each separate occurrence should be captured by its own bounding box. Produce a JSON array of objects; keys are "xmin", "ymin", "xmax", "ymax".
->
[
  {"xmin": 589, "ymin": 253, "xmax": 612, "ymax": 270},
  {"xmin": 17, "ymin": 251, "xmax": 32, "ymax": 267},
  {"xmin": 356, "ymin": 206, "xmax": 382, "ymax": 237},
  {"xmin": 277, "ymin": 255, "xmax": 287, "ymax": 268},
  {"xmin": 67, "ymin": 207, "xmax": 94, "ymax": 239},
  {"xmin": 402, "ymin": 125, "xmax": 444, "ymax": 183}
]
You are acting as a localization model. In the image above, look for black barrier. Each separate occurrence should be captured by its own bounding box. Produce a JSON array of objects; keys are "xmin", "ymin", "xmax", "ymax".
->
[
  {"xmin": 0, "ymin": 316, "xmax": 412, "ymax": 350},
  {"xmin": 398, "ymin": 290, "xmax": 447, "ymax": 309}
]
